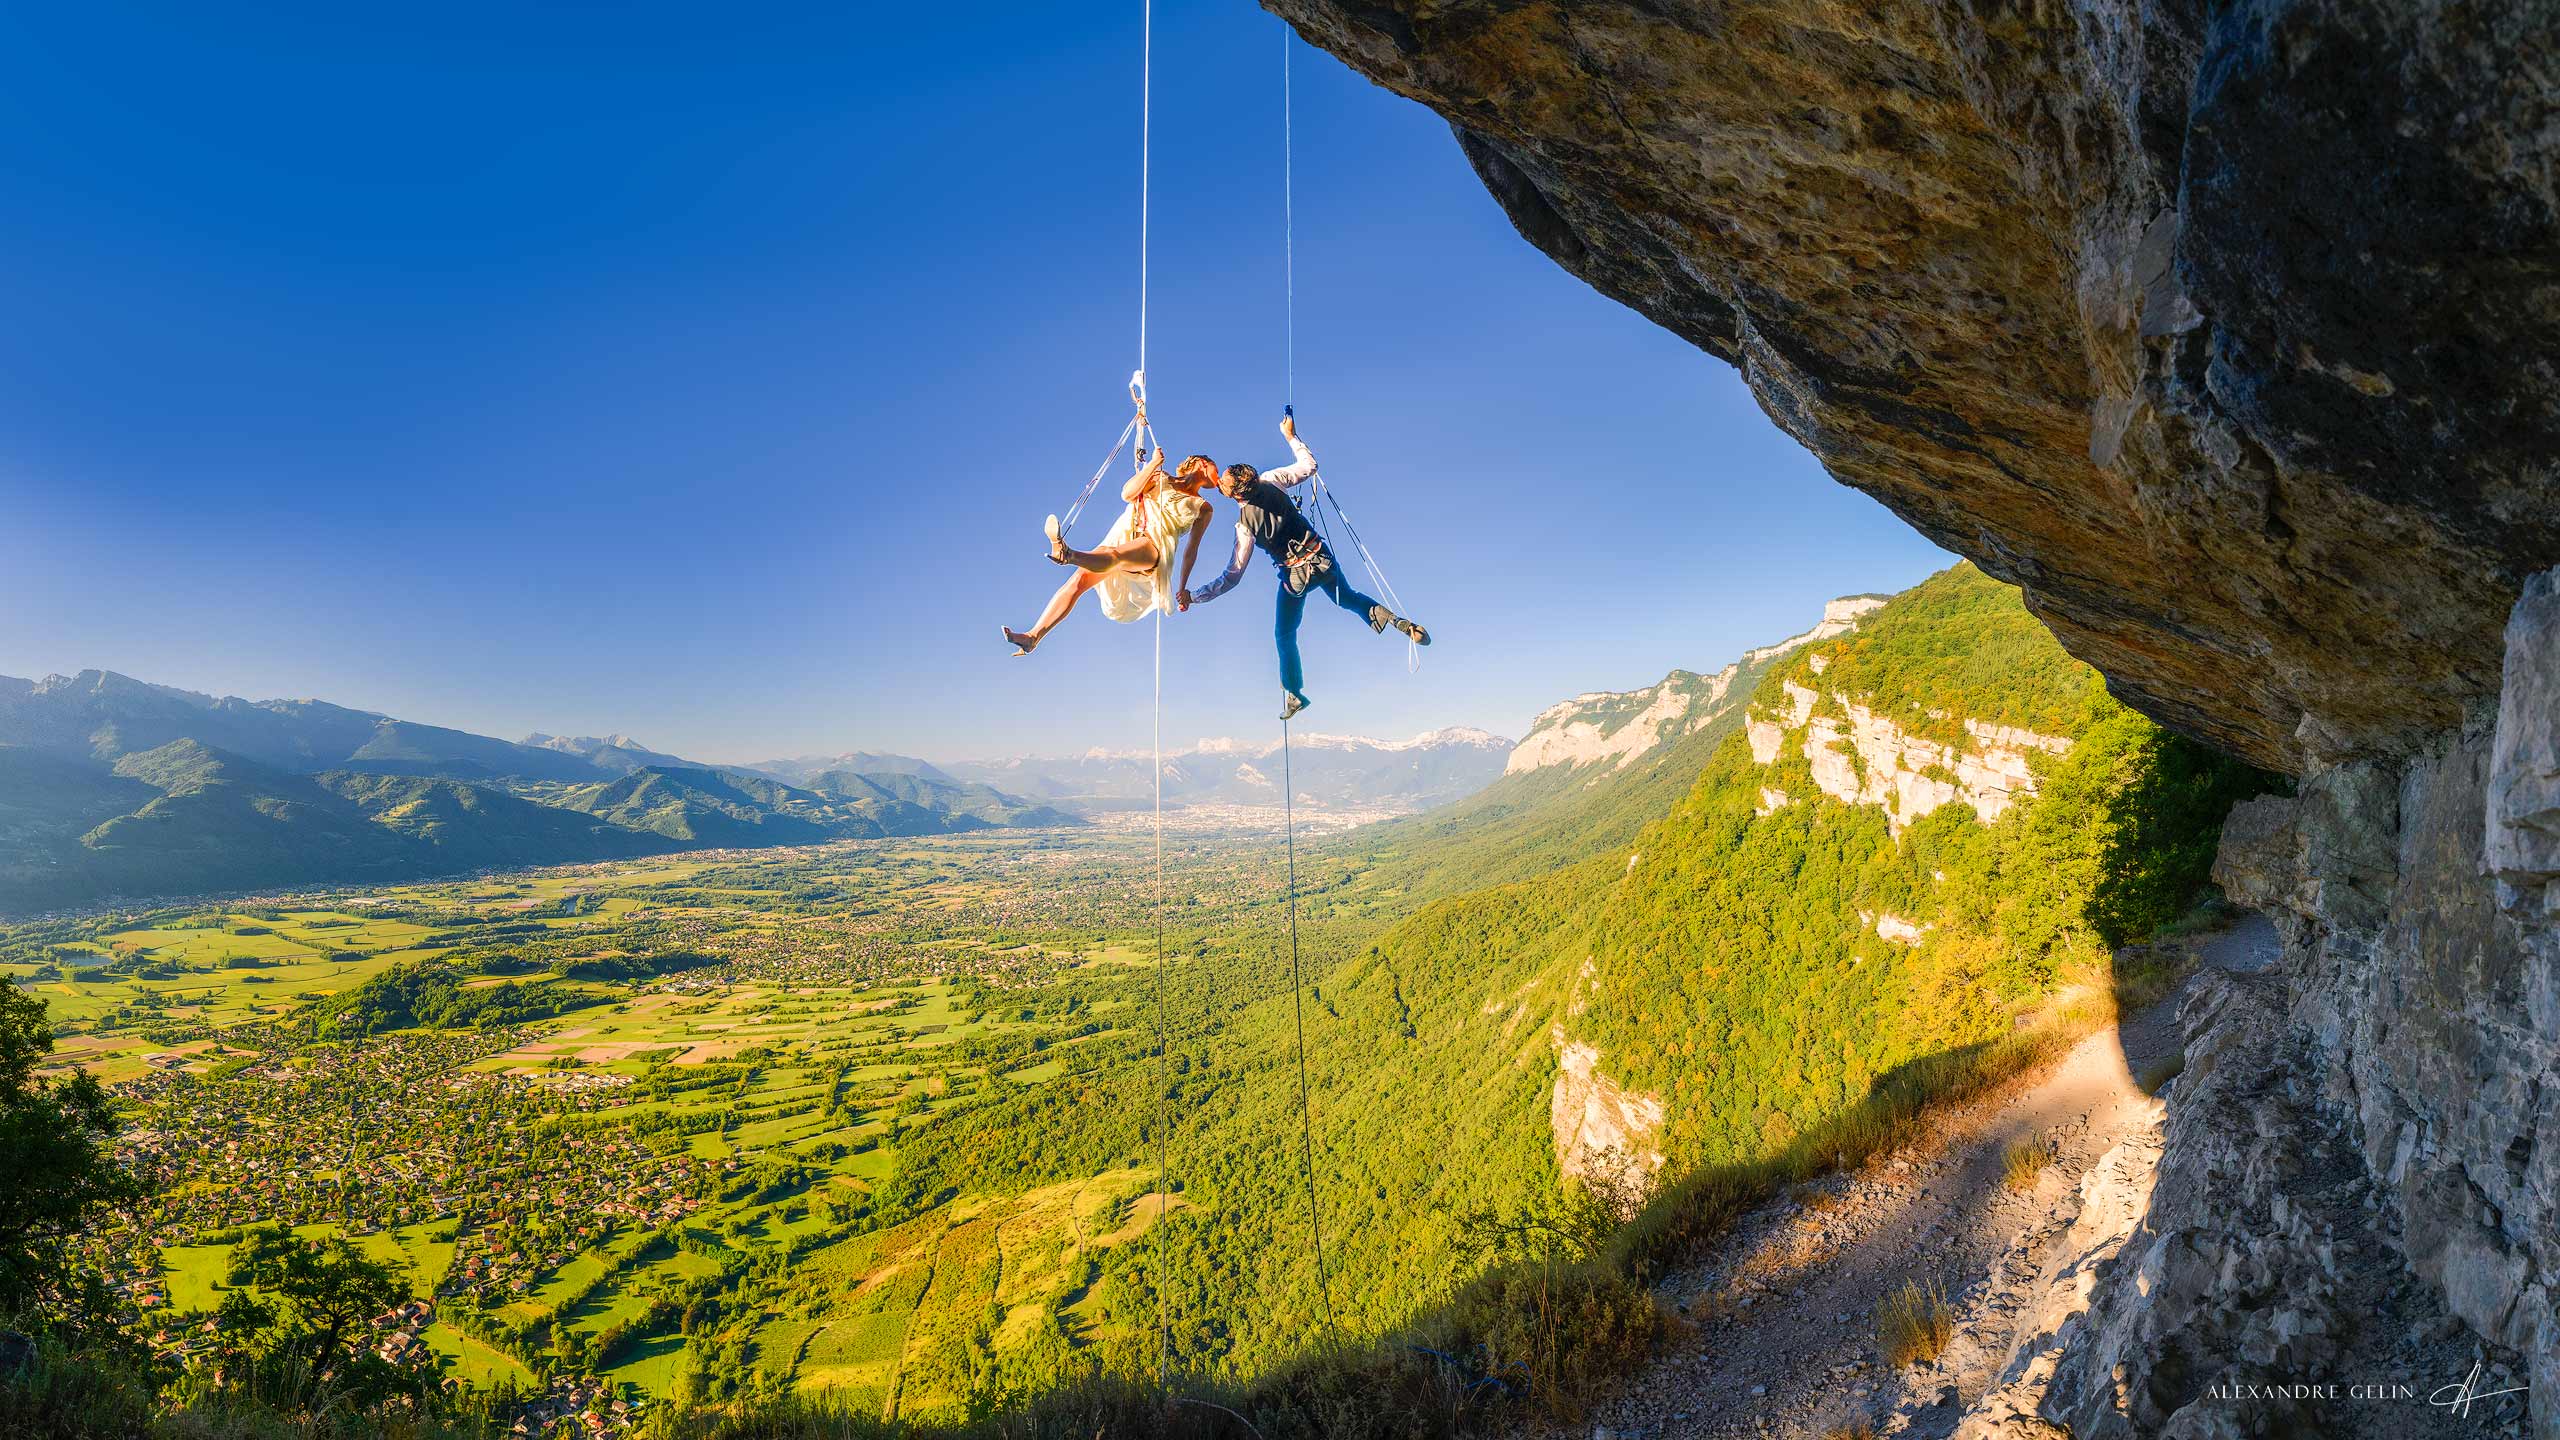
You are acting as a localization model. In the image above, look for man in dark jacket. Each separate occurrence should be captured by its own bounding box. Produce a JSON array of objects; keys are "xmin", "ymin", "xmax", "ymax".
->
[{"xmin": 1177, "ymin": 414, "xmax": 1429, "ymax": 719}]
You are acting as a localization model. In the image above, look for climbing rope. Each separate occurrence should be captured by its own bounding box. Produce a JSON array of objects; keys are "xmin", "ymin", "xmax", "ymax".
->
[
  {"xmin": 1275, "ymin": 20, "xmax": 1336, "ymax": 1340},
  {"xmin": 1277, "ymin": 22, "xmax": 1416, "ymax": 674},
  {"xmin": 1059, "ymin": 408, "xmax": 1150, "ymax": 538},
  {"xmin": 1280, "ymin": 719, "xmax": 1335, "ymax": 1332},
  {"xmin": 1131, "ymin": 0, "xmax": 1177, "ymax": 1383},
  {"xmin": 1315, "ymin": 477, "xmax": 1418, "ymax": 672},
  {"xmin": 1151, "ymin": 601, "xmax": 1175, "ymax": 1379}
]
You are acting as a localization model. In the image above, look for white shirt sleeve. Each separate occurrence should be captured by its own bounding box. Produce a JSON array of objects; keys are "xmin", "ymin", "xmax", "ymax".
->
[
  {"xmin": 1188, "ymin": 522, "xmax": 1254, "ymax": 606},
  {"xmin": 1264, "ymin": 435, "xmax": 1318, "ymax": 491}
]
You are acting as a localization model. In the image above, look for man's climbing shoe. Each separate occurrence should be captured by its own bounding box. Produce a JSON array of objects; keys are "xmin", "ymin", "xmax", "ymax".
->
[
  {"xmin": 1279, "ymin": 689, "xmax": 1310, "ymax": 721},
  {"xmin": 1370, "ymin": 607, "xmax": 1431, "ymax": 646}
]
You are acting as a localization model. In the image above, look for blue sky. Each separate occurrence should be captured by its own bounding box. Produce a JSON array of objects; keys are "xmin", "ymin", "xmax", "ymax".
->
[{"xmin": 0, "ymin": 2, "xmax": 1951, "ymax": 763}]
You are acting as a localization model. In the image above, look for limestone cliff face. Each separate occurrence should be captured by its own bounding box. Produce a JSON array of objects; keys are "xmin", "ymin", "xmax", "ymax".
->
[
  {"xmin": 1265, "ymin": 0, "xmax": 2560, "ymax": 773},
  {"xmin": 1509, "ymin": 668, "xmax": 1735, "ymax": 775},
  {"xmin": 1507, "ymin": 594, "xmax": 1884, "ymax": 775},
  {"xmin": 1738, "ymin": 595, "xmax": 1888, "ymax": 667},
  {"xmin": 1749, "ymin": 679, "xmax": 2072, "ymax": 833},
  {"xmin": 2206, "ymin": 612, "xmax": 2560, "ymax": 1427},
  {"xmin": 1550, "ymin": 1033, "xmax": 1667, "ymax": 1205}
]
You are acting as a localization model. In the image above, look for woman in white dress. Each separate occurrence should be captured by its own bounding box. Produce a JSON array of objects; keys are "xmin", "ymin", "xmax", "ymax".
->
[{"xmin": 1003, "ymin": 447, "xmax": 1217, "ymax": 655}]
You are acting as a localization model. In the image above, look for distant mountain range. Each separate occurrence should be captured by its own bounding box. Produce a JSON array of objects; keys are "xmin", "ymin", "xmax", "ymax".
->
[
  {"xmin": 0, "ymin": 671, "xmax": 1526, "ymax": 912},
  {"xmin": 942, "ymin": 727, "xmax": 1514, "ymax": 812},
  {"xmin": 0, "ymin": 671, "xmax": 1080, "ymax": 911},
  {"xmin": 742, "ymin": 752, "xmax": 961, "ymax": 787}
]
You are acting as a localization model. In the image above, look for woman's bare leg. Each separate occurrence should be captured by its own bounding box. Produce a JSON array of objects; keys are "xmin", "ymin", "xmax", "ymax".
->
[
  {"xmin": 1055, "ymin": 536, "xmax": 1158, "ymax": 577},
  {"xmin": 1005, "ymin": 572, "xmax": 1103, "ymax": 655}
]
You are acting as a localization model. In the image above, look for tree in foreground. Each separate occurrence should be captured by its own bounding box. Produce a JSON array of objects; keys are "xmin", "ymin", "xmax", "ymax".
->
[
  {"xmin": 192, "ymin": 1228, "xmax": 421, "ymax": 1414},
  {"xmin": 0, "ymin": 985, "xmax": 141, "ymax": 1328}
]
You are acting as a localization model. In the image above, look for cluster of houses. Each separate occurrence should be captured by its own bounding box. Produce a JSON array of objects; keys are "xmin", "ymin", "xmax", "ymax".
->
[
  {"xmin": 506, "ymin": 1375, "xmax": 644, "ymax": 1438},
  {"xmin": 113, "ymin": 1030, "xmax": 684, "ymax": 1245},
  {"xmin": 369, "ymin": 1298, "xmax": 437, "ymax": 1365}
]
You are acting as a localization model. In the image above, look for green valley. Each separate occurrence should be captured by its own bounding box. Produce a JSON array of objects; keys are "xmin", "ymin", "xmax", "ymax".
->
[{"xmin": 6, "ymin": 567, "xmax": 2269, "ymax": 1437}]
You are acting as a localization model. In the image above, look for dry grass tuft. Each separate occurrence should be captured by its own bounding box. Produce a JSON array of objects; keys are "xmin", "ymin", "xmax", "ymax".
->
[
  {"xmin": 1875, "ymin": 1280, "xmax": 1955, "ymax": 1369},
  {"xmin": 2001, "ymin": 1139, "xmax": 2054, "ymax": 1191}
]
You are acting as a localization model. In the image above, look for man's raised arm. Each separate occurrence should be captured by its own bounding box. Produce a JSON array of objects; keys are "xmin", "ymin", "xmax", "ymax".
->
[{"xmin": 1265, "ymin": 415, "xmax": 1318, "ymax": 492}]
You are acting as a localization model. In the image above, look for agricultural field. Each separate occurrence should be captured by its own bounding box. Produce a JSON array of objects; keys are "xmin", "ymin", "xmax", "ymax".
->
[{"xmin": 7, "ymin": 828, "xmax": 1340, "ymax": 1423}]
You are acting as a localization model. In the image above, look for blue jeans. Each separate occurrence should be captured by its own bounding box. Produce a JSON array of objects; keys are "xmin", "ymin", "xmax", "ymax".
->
[{"xmin": 1274, "ymin": 563, "xmax": 1381, "ymax": 695}]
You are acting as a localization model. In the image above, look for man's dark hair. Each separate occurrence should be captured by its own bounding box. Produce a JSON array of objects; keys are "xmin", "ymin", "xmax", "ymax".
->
[{"xmin": 1223, "ymin": 462, "xmax": 1259, "ymax": 486}]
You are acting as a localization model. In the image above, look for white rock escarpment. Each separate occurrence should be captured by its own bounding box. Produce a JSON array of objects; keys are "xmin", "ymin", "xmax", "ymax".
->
[
  {"xmin": 1550, "ymin": 1036, "xmax": 1666, "ymax": 1206},
  {"xmin": 1859, "ymin": 909, "xmax": 1929, "ymax": 945},
  {"xmin": 1753, "ymin": 680, "xmax": 2072, "ymax": 833},
  {"xmin": 1740, "ymin": 595, "xmax": 1890, "ymax": 666},
  {"xmin": 1744, "ymin": 679, "xmax": 1817, "ymax": 764},
  {"xmin": 1508, "ymin": 668, "xmax": 1734, "ymax": 774},
  {"xmin": 1510, "ymin": 596, "xmax": 1886, "ymax": 776}
]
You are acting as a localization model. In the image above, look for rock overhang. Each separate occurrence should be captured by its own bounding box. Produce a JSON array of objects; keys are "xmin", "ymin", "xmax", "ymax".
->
[{"xmin": 1264, "ymin": 0, "xmax": 2560, "ymax": 773}]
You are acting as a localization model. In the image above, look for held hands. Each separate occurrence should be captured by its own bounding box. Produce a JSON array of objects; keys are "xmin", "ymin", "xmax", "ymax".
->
[{"xmin": 1176, "ymin": 589, "xmax": 1193, "ymax": 612}]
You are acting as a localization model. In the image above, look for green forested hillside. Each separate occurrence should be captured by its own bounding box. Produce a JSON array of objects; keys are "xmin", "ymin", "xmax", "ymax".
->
[
  {"xmin": 1323, "ymin": 650, "xmax": 1784, "ymax": 907},
  {"xmin": 0, "ymin": 757, "xmax": 1078, "ymax": 912},
  {"xmin": 802, "ymin": 768, "xmax": 1082, "ymax": 833},
  {"xmin": 552, "ymin": 768, "xmax": 851, "ymax": 845},
  {"xmin": 78, "ymin": 742, "xmax": 436, "ymax": 895},
  {"xmin": 1582, "ymin": 679, "xmax": 2255, "ymax": 1165},
  {"xmin": 805, "ymin": 565, "xmax": 2264, "ymax": 1390},
  {"xmin": 1359, "ymin": 566, "xmax": 2262, "ymax": 1186},
  {"xmin": 318, "ymin": 772, "xmax": 676, "ymax": 865},
  {"xmin": 1755, "ymin": 567, "xmax": 2088, "ymax": 741}
]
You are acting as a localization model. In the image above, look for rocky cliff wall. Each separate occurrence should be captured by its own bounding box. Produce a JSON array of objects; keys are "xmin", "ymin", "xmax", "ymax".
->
[
  {"xmin": 1265, "ymin": 0, "xmax": 2560, "ymax": 774},
  {"xmin": 2195, "ymin": 575, "xmax": 2560, "ymax": 1433}
]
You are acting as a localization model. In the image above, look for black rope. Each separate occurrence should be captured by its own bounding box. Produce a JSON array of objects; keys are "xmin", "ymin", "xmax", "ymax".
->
[{"xmin": 1280, "ymin": 718, "xmax": 1335, "ymax": 1331}]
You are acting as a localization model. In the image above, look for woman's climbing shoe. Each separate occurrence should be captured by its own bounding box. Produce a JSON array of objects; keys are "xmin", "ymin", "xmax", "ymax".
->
[
  {"xmin": 1003, "ymin": 625, "xmax": 1039, "ymax": 657},
  {"xmin": 1045, "ymin": 514, "xmax": 1067, "ymax": 565}
]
